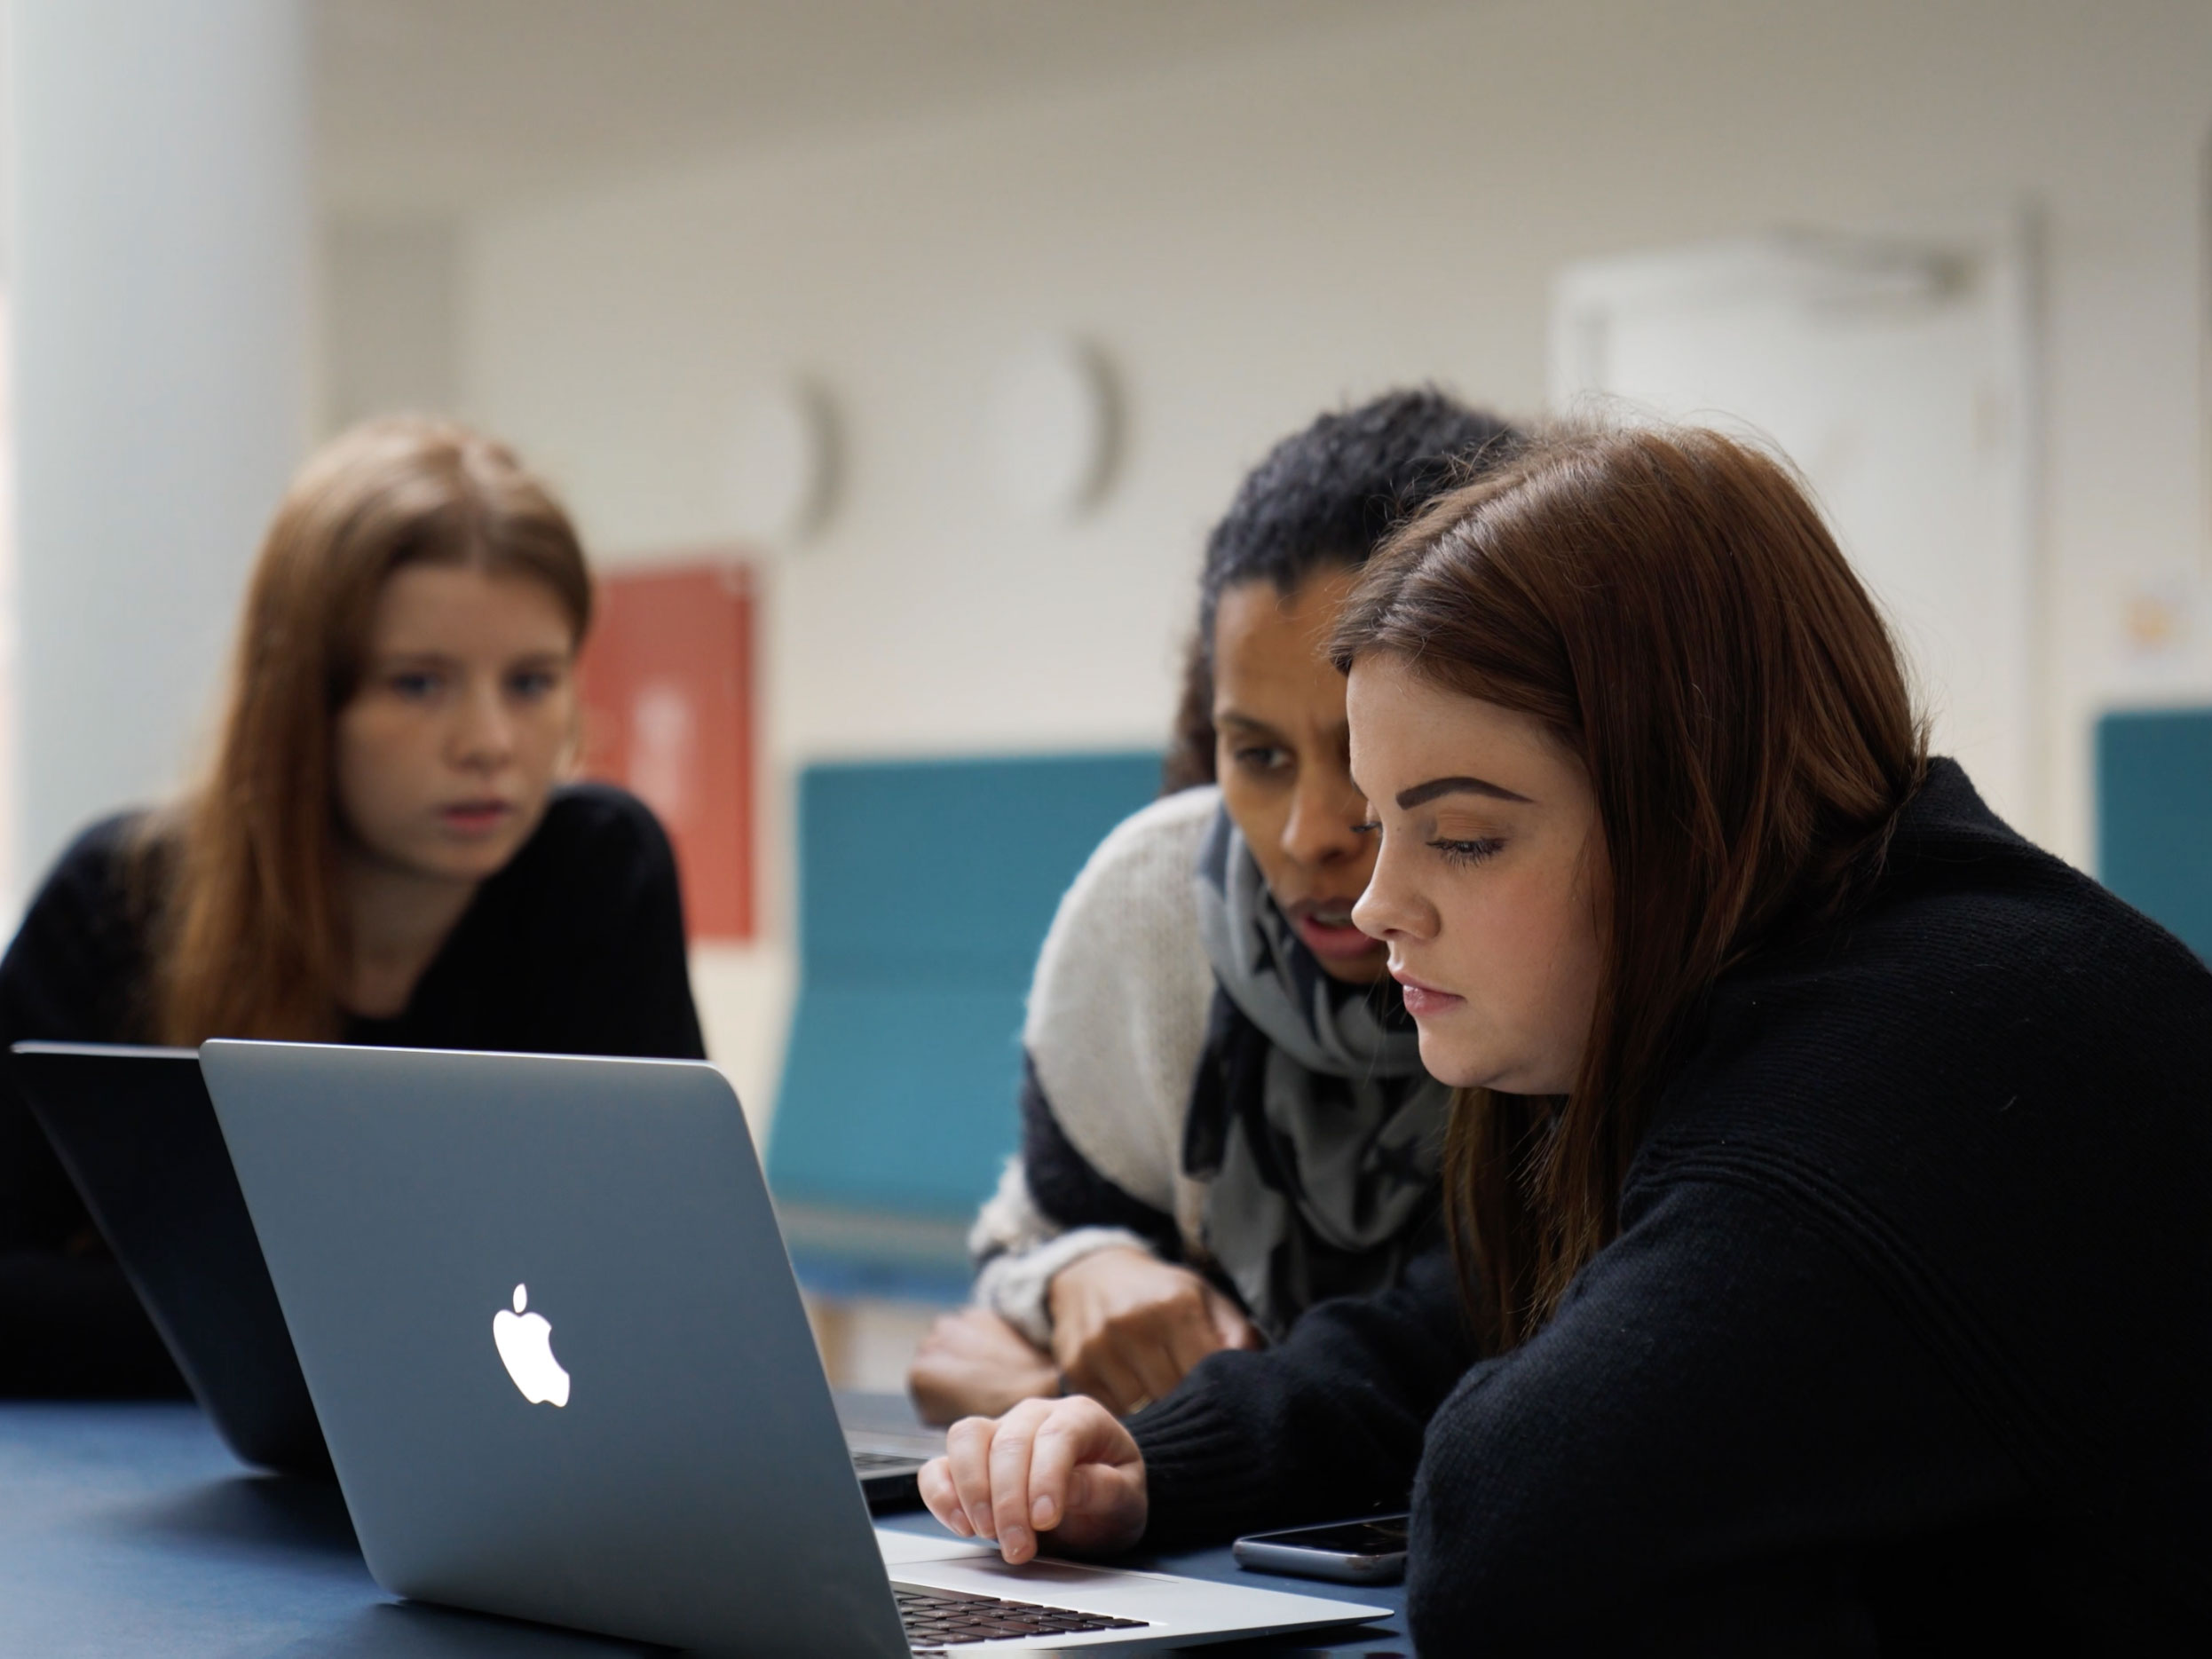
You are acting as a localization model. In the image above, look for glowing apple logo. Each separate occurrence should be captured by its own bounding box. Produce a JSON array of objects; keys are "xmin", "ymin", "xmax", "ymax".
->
[{"xmin": 492, "ymin": 1284, "xmax": 571, "ymax": 1407}]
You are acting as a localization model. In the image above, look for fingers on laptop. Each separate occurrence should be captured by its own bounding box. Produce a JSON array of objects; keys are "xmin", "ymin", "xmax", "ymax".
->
[
  {"xmin": 918, "ymin": 1447, "xmax": 968, "ymax": 1536},
  {"xmin": 941, "ymin": 1397, "xmax": 1058, "ymax": 1559},
  {"xmin": 1023, "ymin": 1406, "xmax": 1098, "ymax": 1533},
  {"xmin": 921, "ymin": 1398, "xmax": 1147, "ymax": 1566},
  {"xmin": 930, "ymin": 1403, "xmax": 1020, "ymax": 1549},
  {"xmin": 1031, "ymin": 1402, "xmax": 1147, "ymax": 1558},
  {"xmin": 990, "ymin": 1408, "xmax": 1050, "ymax": 1561}
]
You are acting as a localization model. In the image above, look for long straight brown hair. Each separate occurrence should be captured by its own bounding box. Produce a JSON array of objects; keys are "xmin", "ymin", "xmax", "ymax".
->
[
  {"xmin": 146, "ymin": 417, "xmax": 592, "ymax": 1046},
  {"xmin": 1332, "ymin": 423, "xmax": 1926, "ymax": 1346}
]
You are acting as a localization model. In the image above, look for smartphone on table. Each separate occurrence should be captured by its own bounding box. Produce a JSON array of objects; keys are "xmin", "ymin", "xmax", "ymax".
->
[{"xmin": 1231, "ymin": 1513, "xmax": 1410, "ymax": 1584}]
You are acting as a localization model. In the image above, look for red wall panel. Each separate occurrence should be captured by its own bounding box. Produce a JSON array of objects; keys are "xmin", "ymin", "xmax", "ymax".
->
[{"xmin": 576, "ymin": 561, "xmax": 755, "ymax": 940}]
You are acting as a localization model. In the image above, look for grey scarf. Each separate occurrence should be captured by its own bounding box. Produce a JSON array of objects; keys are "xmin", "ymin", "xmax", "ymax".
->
[{"xmin": 1184, "ymin": 804, "xmax": 1451, "ymax": 1339}]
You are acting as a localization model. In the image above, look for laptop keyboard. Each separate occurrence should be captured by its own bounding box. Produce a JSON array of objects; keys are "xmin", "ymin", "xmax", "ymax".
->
[
  {"xmin": 852, "ymin": 1450, "xmax": 923, "ymax": 1472},
  {"xmin": 895, "ymin": 1584, "xmax": 1148, "ymax": 1648}
]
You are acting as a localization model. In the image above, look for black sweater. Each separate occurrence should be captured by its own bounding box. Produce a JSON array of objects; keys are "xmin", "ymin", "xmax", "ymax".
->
[
  {"xmin": 0, "ymin": 784, "xmax": 707, "ymax": 1395},
  {"xmin": 1129, "ymin": 762, "xmax": 2212, "ymax": 1653}
]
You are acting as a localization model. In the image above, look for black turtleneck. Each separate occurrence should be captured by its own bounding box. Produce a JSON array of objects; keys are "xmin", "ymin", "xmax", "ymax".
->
[
  {"xmin": 1127, "ymin": 761, "xmax": 2212, "ymax": 1653},
  {"xmin": 0, "ymin": 784, "xmax": 705, "ymax": 1395}
]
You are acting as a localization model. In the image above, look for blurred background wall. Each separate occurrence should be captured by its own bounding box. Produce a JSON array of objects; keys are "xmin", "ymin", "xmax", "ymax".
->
[
  {"xmin": 333, "ymin": 0, "xmax": 2212, "ymax": 1119},
  {"xmin": 9, "ymin": 0, "xmax": 2212, "ymax": 1128}
]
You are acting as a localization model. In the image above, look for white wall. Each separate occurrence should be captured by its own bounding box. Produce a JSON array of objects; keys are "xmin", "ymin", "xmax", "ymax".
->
[
  {"xmin": 324, "ymin": 217, "xmax": 459, "ymax": 431},
  {"xmin": 10, "ymin": 0, "xmax": 312, "ymax": 897},
  {"xmin": 454, "ymin": 0, "xmax": 2212, "ymax": 1123}
]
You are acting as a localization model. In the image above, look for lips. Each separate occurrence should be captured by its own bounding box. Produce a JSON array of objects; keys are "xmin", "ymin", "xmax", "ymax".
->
[
  {"xmin": 438, "ymin": 800, "xmax": 517, "ymax": 836},
  {"xmin": 1287, "ymin": 899, "xmax": 1380, "ymax": 964},
  {"xmin": 1390, "ymin": 967, "xmax": 1465, "ymax": 1018}
]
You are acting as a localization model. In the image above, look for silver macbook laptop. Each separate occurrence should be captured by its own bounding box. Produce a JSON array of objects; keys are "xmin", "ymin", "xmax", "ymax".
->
[
  {"xmin": 12, "ymin": 1040, "xmax": 933, "ymax": 1508},
  {"xmin": 199, "ymin": 1041, "xmax": 1387, "ymax": 1655}
]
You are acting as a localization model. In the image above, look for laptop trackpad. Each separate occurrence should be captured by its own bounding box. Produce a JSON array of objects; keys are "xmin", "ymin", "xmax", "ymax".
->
[{"xmin": 875, "ymin": 1527, "xmax": 1000, "ymax": 1566}]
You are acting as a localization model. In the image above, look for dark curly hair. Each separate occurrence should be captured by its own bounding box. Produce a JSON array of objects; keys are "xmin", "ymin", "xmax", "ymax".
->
[{"xmin": 1161, "ymin": 388, "xmax": 1521, "ymax": 792}]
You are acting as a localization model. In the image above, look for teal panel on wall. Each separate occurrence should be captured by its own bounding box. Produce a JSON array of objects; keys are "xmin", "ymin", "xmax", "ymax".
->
[
  {"xmin": 2096, "ymin": 707, "xmax": 2212, "ymax": 963},
  {"xmin": 766, "ymin": 751, "xmax": 1163, "ymax": 1227},
  {"xmin": 793, "ymin": 753, "xmax": 1165, "ymax": 984},
  {"xmin": 770, "ymin": 984, "xmax": 1027, "ymax": 1215}
]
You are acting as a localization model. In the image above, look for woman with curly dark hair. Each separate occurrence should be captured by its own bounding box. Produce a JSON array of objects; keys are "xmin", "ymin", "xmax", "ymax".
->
[{"xmin": 910, "ymin": 390, "xmax": 1518, "ymax": 1424}]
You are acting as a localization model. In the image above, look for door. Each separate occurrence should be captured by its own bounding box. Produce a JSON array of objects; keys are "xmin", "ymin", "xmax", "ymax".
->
[{"xmin": 1551, "ymin": 225, "xmax": 2041, "ymax": 831}]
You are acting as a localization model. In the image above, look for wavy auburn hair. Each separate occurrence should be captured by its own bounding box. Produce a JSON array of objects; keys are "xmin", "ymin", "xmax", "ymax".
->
[
  {"xmin": 1332, "ymin": 423, "xmax": 1925, "ymax": 1346},
  {"xmin": 146, "ymin": 417, "xmax": 591, "ymax": 1046}
]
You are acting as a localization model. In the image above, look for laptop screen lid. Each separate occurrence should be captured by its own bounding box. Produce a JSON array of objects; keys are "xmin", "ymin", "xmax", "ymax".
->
[
  {"xmin": 10, "ymin": 1040, "xmax": 328, "ymax": 1475},
  {"xmin": 199, "ymin": 1040, "xmax": 909, "ymax": 1658}
]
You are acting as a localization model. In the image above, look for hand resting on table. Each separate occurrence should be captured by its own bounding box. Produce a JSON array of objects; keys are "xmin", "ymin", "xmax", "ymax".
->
[
  {"xmin": 1046, "ymin": 1247, "xmax": 1259, "ymax": 1417},
  {"xmin": 908, "ymin": 1307, "xmax": 1063, "ymax": 1425}
]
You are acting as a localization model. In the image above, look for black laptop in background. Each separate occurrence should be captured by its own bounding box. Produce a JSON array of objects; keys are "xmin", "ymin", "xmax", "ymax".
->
[
  {"xmin": 11, "ymin": 1041, "xmax": 328, "ymax": 1474},
  {"xmin": 9, "ymin": 1041, "xmax": 941, "ymax": 1501}
]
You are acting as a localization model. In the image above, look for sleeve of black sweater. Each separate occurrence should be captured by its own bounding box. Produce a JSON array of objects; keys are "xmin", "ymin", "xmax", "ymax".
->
[
  {"xmin": 1010, "ymin": 1055, "xmax": 1182, "ymax": 1259},
  {"xmin": 1134, "ymin": 1172, "xmax": 2035, "ymax": 1655},
  {"xmin": 1129, "ymin": 1240, "xmax": 1475, "ymax": 1543},
  {"xmin": 0, "ymin": 818, "xmax": 185, "ymax": 1394},
  {"xmin": 1136, "ymin": 768, "xmax": 2212, "ymax": 1650}
]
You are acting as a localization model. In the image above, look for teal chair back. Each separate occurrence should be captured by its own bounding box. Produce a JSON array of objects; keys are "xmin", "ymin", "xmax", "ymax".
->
[
  {"xmin": 766, "ymin": 752, "xmax": 1162, "ymax": 1298},
  {"xmin": 2096, "ymin": 707, "xmax": 2212, "ymax": 962}
]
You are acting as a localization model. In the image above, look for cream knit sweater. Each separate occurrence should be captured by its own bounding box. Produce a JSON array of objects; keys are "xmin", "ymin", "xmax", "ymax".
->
[{"xmin": 968, "ymin": 786, "xmax": 1221, "ymax": 1344}]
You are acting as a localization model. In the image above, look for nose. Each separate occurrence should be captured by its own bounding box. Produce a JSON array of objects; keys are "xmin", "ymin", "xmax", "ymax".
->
[
  {"xmin": 1352, "ymin": 826, "xmax": 1433, "ymax": 944},
  {"xmin": 450, "ymin": 675, "xmax": 517, "ymax": 773},
  {"xmin": 1280, "ymin": 765, "xmax": 1370, "ymax": 872}
]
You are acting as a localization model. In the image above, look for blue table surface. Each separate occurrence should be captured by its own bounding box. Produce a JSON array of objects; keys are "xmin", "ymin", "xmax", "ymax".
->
[{"xmin": 0, "ymin": 1398, "xmax": 1410, "ymax": 1657}]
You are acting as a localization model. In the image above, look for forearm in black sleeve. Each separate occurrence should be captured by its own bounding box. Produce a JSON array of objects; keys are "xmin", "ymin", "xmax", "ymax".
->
[
  {"xmin": 1127, "ymin": 1241, "xmax": 1478, "ymax": 1547},
  {"xmin": 1014, "ymin": 1056, "xmax": 1180, "ymax": 1259}
]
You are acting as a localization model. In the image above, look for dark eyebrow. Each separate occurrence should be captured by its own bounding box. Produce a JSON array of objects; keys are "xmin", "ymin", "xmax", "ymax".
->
[
  {"xmin": 1396, "ymin": 775, "xmax": 1533, "ymax": 809},
  {"xmin": 1213, "ymin": 710, "xmax": 1277, "ymax": 734}
]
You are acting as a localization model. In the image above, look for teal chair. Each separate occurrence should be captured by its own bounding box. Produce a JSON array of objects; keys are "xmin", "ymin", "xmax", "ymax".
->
[
  {"xmin": 765, "ymin": 752, "xmax": 1163, "ymax": 1302},
  {"xmin": 2096, "ymin": 707, "xmax": 2212, "ymax": 963}
]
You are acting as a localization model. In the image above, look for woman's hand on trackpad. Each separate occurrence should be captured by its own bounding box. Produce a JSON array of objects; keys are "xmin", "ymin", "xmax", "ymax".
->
[{"xmin": 920, "ymin": 1396, "xmax": 1148, "ymax": 1565}]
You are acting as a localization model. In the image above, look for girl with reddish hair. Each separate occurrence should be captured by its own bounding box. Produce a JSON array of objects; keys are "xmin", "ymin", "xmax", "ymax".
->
[{"xmin": 0, "ymin": 417, "xmax": 703, "ymax": 1394}]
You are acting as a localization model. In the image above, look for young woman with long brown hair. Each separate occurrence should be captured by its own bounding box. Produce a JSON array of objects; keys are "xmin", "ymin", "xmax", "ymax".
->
[
  {"xmin": 0, "ymin": 417, "xmax": 704, "ymax": 1394},
  {"xmin": 920, "ymin": 425, "xmax": 2212, "ymax": 1649}
]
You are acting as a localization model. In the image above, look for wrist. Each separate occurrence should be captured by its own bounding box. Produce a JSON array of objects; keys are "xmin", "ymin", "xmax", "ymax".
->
[
  {"xmin": 975, "ymin": 1226, "xmax": 1157, "ymax": 1347},
  {"xmin": 1043, "ymin": 1240, "xmax": 1157, "ymax": 1327}
]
